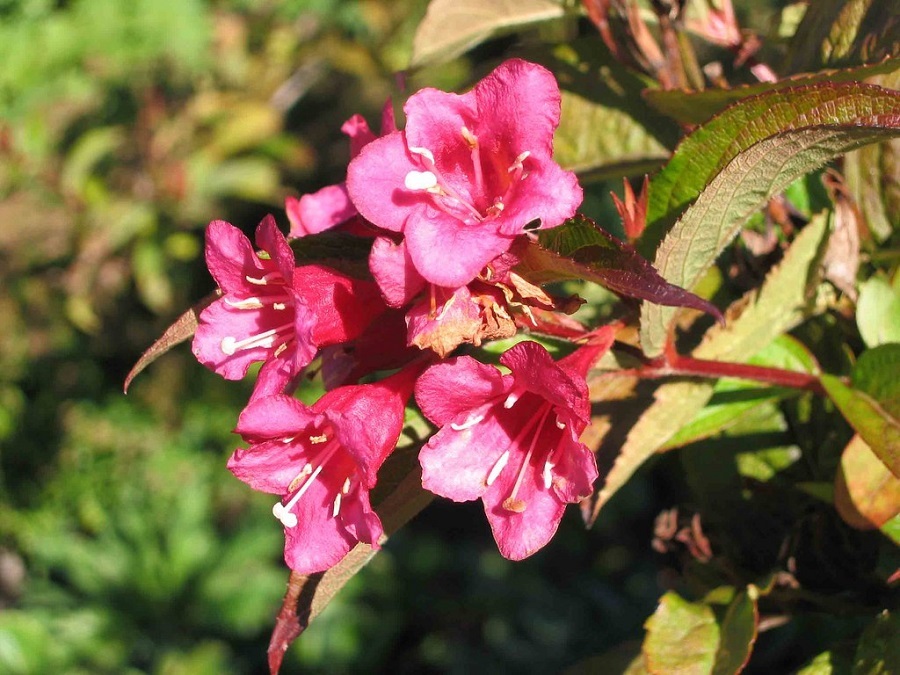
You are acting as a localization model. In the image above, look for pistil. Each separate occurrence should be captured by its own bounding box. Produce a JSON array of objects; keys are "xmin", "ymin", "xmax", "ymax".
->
[
  {"xmin": 221, "ymin": 321, "xmax": 294, "ymax": 355},
  {"xmin": 502, "ymin": 404, "xmax": 552, "ymax": 512}
]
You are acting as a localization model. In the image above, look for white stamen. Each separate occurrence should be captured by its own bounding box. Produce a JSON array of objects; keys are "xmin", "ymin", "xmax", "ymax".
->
[
  {"xmin": 273, "ymin": 502, "xmax": 298, "ymax": 528},
  {"xmin": 309, "ymin": 433, "xmax": 328, "ymax": 444},
  {"xmin": 405, "ymin": 170, "xmax": 439, "ymax": 191},
  {"xmin": 245, "ymin": 272, "xmax": 282, "ymax": 285},
  {"xmin": 503, "ymin": 390, "xmax": 522, "ymax": 409},
  {"xmin": 272, "ymin": 302, "xmax": 286, "ymax": 310},
  {"xmin": 220, "ymin": 321, "xmax": 294, "ymax": 355},
  {"xmin": 342, "ymin": 477, "xmax": 352, "ymax": 494},
  {"xmin": 542, "ymin": 460, "xmax": 554, "ymax": 490},
  {"xmin": 408, "ymin": 146, "xmax": 436, "ymax": 164},
  {"xmin": 450, "ymin": 413, "xmax": 484, "ymax": 431},
  {"xmin": 224, "ymin": 297, "xmax": 264, "ymax": 309},
  {"xmin": 508, "ymin": 151, "xmax": 531, "ymax": 172},
  {"xmin": 273, "ymin": 343, "xmax": 288, "ymax": 358},
  {"xmin": 555, "ymin": 417, "xmax": 566, "ymax": 430},
  {"xmin": 434, "ymin": 293, "xmax": 457, "ymax": 321},
  {"xmin": 332, "ymin": 492, "xmax": 342, "ymax": 517},
  {"xmin": 486, "ymin": 450, "xmax": 510, "ymax": 486},
  {"xmin": 461, "ymin": 126, "xmax": 478, "ymax": 147}
]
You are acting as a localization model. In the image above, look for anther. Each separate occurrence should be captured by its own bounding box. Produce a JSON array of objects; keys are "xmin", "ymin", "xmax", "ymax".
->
[
  {"xmin": 408, "ymin": 146, "xmax": 436, "ymax": 164},
  {"xmin": 332, "ymin": 492, "xmax": 342, "ymax": 518},
  {"xmin": 461, "ymin": 126, "xmax": 478, "ymax": 148},
  {"xmin": 405, "ymin": 170, "xmax": 439, "ymax": 191}
]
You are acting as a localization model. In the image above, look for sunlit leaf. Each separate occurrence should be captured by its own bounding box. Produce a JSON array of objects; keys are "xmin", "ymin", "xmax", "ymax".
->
[
  {"xmin": 713, "ymin": 590, "xmax": 758, "ymax": 675},
  {"xmin": 834, "ymin": 434, "xmax": 900, "ymax": 530},
  {"xmin": 640, "ymin": 84, "xmax": 900, "ymax": 356},
  {"xmin": 643, "ymin": 592, "xmax": 718, "ymax": 675},
  {"xmin": 589, "ymin": 213, "xmax": 828, "ymax": 519},
  {"xmin": 410, "ymin": 0, "xmax": 567, "ymax": 68},
  {"xmin": 857, "ymin": 275, "xmax": 900, "ymax": 348},
  {"xmin": 822, "ymin": 344, "xmax": 900, "ymax": 477},
  {"xmin": 642, "ymin": 83, "xmax": 900, "ymax": 257}
]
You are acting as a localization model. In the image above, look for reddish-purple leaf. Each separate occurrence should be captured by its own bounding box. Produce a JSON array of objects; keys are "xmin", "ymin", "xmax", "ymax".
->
[
  {"xmin": 520, "ymin": 215, "xmax": 723, "ymax": 322},
  {"xmin": 123, "ymin": 291, "xmax": 219, "ymax": 393}
]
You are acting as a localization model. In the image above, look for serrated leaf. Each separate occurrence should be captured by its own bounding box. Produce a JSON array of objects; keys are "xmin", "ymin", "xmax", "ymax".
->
[
  {"xmin": 409, "ymin": 0, "xmax": 566, "ymax": 68},
  {"xmin": 822, "ymin": 345, "xmax": 900, "ymax": 477},
  {"xmin": 640, "ymin": 94, "xmax": 900, "ymax": 357},
  {"xmin": 123, "ymin": 291, "xmax": 218, "ymax": 393},
  {"xmin": 519, "ymin": 215, "xmax": 722, "ymax": 319},
  {"xmin": 590, "ymin": 213, "xmax": 828, "ymax": 519},
  {"xmin": 834, "ymin": 434, "xmax": 900, "ymax": 530},
  {"xmin": 643, "ymin": 57, "xmax": 900, "ymax": 126},
  {"xmin": 784, "ymin": 0, "xmax": 900, "ymax": 73},
  {"xmin": 642, "ymin": 82, "xmax": 900, "ymax": 258},
  {"xmin": 857, "ymin": 275, "xmax": 900, "ymax": 348}
]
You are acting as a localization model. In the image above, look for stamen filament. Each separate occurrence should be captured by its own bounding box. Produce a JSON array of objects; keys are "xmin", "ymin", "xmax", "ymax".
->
[
  {"xmin": 503, "ymin": 405, "xmax": 552, "ymax": 511},
  {"xmin": 486, "ymin": 450, "xmax": 510, "ymax": 486},
  {"xmin": 451, "ymin": 413, "xmax": 485, "ymax": 431},
  {"xmin": 245, "ymin": 272, "xmax": 286, "ymax": 286},
  {"xmin": 278, "ymin": 440, "xmax": 342, "ymax": 526},
  {"xmin": 224, "ymin": 293, "xmax": 293, "ymax": 310},
  {"xmin": 221, "ymin": 322, "xmax": 294, "ymax": 355}
]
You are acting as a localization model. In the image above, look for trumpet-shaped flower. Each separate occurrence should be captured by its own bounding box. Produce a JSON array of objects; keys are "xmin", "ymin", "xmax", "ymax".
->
[
  {"xmin": 228, "ymin": 365, "xmax": 420, "ymax": 573},
  {"xmin": 347, "ymin": 59, "xmax": 582, "ymax": 288},
  {"xmin": 414, "ymin": 335, "xmax": 614, "ymax": 559},
  {"xmin": 192, "ymin": 217, "xmax": 383, "ymax": 398}
]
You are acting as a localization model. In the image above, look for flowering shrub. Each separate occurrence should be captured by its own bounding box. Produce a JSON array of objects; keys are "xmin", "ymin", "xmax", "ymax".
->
[{"xmin": 123, "ymin": 2, "xmax": 900, "ymax": 672}]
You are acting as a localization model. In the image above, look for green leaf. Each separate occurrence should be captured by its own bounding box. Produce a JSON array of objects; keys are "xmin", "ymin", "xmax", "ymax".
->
[
  {"xmin": 662, "ymin": 336, "xmax": 816, "ymax": 450},
  {"xmin": 853, "ymin": 611, "xmax": 900, "ymax": 675},
  {"xmin": 643, "ymin": 57, "xmax": 900, "ymax": 126},
  {"xmin": 409, "ymin": 0, "xmax": 567, "ymax": 68},
  {"xmin": 640, "ymin": 86, "xmax": 900, "ymax": 357},
  {"xmin": 642, "ymin": 82, "xmax": 900, "ymax": 259},
  {"xmin": 643, "ymin": 592, "xmax": 719, "ymax": 675},
  {"xmin": 795, "ymin": 648, "xmax": 855, "ymax": 674},
  {"xmin": 712, "ymin": 590, "xmax": 758, "ymax": 675},
  {"xmin": 590, "ymin": 213, "xmax": 828, "ymax": 518},
  {"xmin": 822, "ymin": 344, "xmax": 900, "ymax": 477},
  {"xmin": 784, "ymin": 0, "xmax": 900, "ymax": 73},
  {"xmin": 643, "ymin": 589, "xmax": 759, "ymax": 675},
  {"xmin": 857, "ymin": 275, "xmax": 900, "ymax": 348},
  {"xmin": 834, "ymin": 434, "xmax": 900, "ymax": 530}
]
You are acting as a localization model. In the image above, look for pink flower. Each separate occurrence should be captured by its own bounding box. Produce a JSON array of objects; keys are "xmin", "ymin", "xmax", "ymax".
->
[
  {"xmin": 192, "ymin": 217, "xmax": 384, "ymax": 398},
  {"xmin": 414, "ymin": 333, "xmax": 615, "ymax": 559},
  {"xmin": 346, "ymin": 59, "xmax": 582, "ymax": 288},
  {"xmin": 228, "ymin": 364, "xmax": 420, "ymax": 573},
  {"xmin": 286, "ymin": 102, "xmax": 396, "ymax": 238}
]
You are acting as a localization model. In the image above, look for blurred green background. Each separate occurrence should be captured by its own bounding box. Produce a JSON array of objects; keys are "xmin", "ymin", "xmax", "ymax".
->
[
  {"xmin": 0, "ymin": 1, "xmax": 665, "ymax": 672},
  {"xmin": 1, "ymin": 1, "xmax": 876, "ymax": 673}
]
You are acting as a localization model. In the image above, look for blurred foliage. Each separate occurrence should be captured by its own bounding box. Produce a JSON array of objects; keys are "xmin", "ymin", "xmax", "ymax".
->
[{"xmin": 1, "ymin": 0, "xmax": 899, "ymax": 673}]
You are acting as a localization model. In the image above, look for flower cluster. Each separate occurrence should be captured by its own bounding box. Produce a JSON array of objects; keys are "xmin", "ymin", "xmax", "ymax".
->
[{"xmin": 192, "ymin": 59, "xmax": 617, "ymax": 573}]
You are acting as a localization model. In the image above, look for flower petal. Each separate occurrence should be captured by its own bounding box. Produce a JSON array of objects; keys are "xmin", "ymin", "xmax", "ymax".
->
[
  {"xmin": 204, "ymin": 220, "xmax": 262, "ymax": 292},
  {"xmin": 495, "ymin": 160, "xmax": 582, "ymax": 237},
  {"xmin": 254, "ymin": 214, "xmax": 295, "ymax": 284},
  {"xmin": 369, "ymin": 236, "xmax": 426, "ymax": 307},
  {"xmin": 346, "ymin": 132, "xmax": 421, "ymax": 234},
  {"xmin": 341, "ymin": 114, "xmax": 376, "ymax": 158},
  {"xmin": 418, "ymin": 411, "xmax": 508, "ymax": 503},
  {"xmin": 404, "ymin": 208, "xmax": 515, "ymax": 287},
  {"xmin": 415, "ymin": 356, "xmax": 507, "ymax": 426},
  {"xmin": 500, "ymin": 341, "xmax": 589, "ymax": 422},
  {"xmin": 234, "ymin": 394, "xmax": 318, "ymax": 442},
  {"xmin": 282, "ymin": 478, "xmax": 357, "ymax": 574},
  {"xmin": 285, "ymin": 185, "xmax": 357, "ymax": 238}
]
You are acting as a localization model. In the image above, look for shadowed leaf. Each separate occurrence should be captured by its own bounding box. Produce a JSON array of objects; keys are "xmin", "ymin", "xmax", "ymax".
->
[
  {"xmin": 519, "ymin": 215, "xmax": 722, "ymax": 320},
  {"xmin": 643, "ymin": 57, "xmax": 900, "ymax": 126}
]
